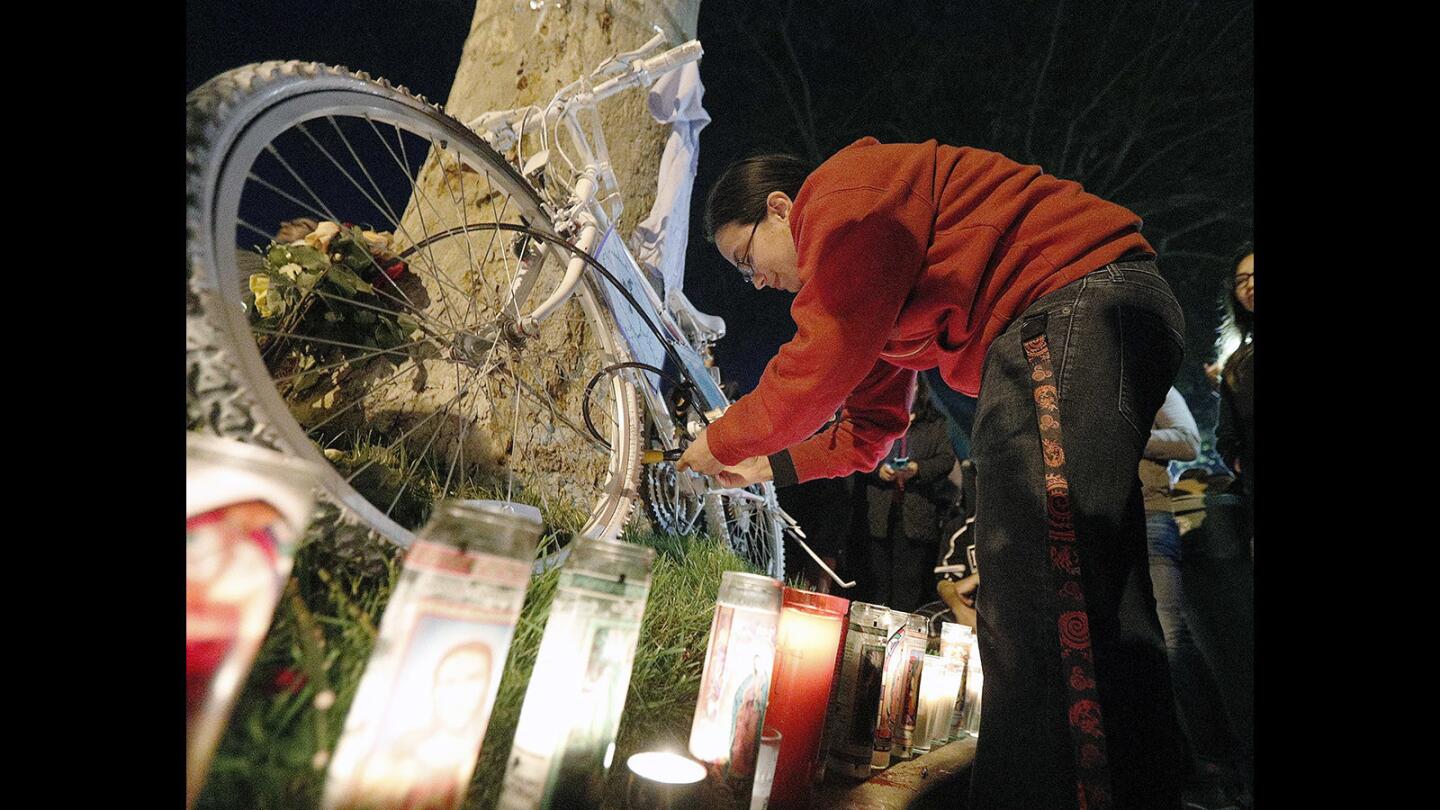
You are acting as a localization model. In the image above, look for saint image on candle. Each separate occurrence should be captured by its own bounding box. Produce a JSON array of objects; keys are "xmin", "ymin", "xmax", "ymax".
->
[
  {"xmin": 185, "ymin": 501, "xmax": 284, "ymax": 724},
  {"xmin": 334, "ymin": 617, "xmax": 501, "ymax": 810},
  {"xmin": 729, "ymin": 654, "xmax": 770, "ymax": 778}
]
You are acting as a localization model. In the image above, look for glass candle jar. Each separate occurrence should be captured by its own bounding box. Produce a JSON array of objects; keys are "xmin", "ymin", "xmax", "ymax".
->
[
  {"xmin": 748, "ymin": 727, "xmax": 782, "ymax": 810},
  {"xmin": 912, "ymin": 653, "xmax": 953, "ymax": 755},
  {"xmin": 960, "ymin": 636, "xmax": 984, "ymax": 737},
  {"xmin": 764, "ymin": 587, "xmax": 849, "ymax": 808},
  {"xmin": 498, "ymin": 538, "xmax": 656, "ymax": 810},
  {"xmin": 321, "ymin": 500, "xmax": 541, "ymax": 810},
  {"xmin": 825, "ymin": 602, "xmax": 891, "ymax": 779},
  {"xmin": 186, "ymin": 434, "xmax": 321, "ymax": 807},
  {"xmin": 879, "ymin": 612, "xmax": 929, "ymax": 761},
  {"xmin": 942, "ymin": 623, "xmax": 974, "ymax": 742},
  {"xmin": 688, "ymin": 571, "xmax": 783, "ymax": 809}
]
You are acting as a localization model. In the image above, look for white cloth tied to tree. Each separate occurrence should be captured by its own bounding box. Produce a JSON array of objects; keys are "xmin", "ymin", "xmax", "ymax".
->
[{"xmin": 630, "ymin": 60, "xmax": 710, "ymax": 297}]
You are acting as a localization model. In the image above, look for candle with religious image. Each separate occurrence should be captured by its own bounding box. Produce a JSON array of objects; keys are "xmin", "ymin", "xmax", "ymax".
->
[
  {"xmin": 186, "ymin": 434, "xmax": 321, "ymax": 808},
  {"xmin": 826, "ymin": 601, "xmax": 891, "ymax": 779},
  {"xmin": 321, "ymin": 500, "xmax": 540, "ymax": 810},
  {"xmin": 942, "ymin": 622, "xmax": 974, "ymax": 742},
  {"xmin": 688, "ymin": 571, "xmax": 783, "ymax": 810},
  {"xmin": 764, "ymin": 587, "xmax": 849, "ymax": 808},
  {"xmin": 881, "ymin": 612, "xmax": 929, "ymax": 760},
  {"xmin": 498, "ymin": 538, "xmax": 655, "ymax": 810}
]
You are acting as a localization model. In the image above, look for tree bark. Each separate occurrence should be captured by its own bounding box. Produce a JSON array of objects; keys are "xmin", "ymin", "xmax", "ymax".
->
[{"xmin": 445, "ymin": 0, "xmax": 701, "ymax": 237}]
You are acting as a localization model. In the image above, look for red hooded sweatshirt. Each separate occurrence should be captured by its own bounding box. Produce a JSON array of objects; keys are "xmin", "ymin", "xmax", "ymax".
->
[{"xmin": 705, "ymin": 138, "xmax": 1152, "ymax": 483}]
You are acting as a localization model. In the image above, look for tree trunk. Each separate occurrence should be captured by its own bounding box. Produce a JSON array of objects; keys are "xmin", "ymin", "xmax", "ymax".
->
[
  {"xmin": 445, "ymin": 0, "xmax": 701, "ymax": 238},
  {"xmin": 338, "ymin": 0, "xmax": 701, "ymax": 514}
]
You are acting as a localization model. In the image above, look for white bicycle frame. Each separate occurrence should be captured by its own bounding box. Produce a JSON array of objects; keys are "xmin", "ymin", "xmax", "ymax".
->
[{"xmin": 463, "ymin": 34, "xmax": 850, "ymax": 587}]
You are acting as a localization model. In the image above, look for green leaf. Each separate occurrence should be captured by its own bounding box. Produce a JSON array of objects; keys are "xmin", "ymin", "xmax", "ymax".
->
[
  {"xmin": 321, "ymin": 268, "xmax": 357, "ymax": 296},
  {"xmin": 287, "ymin": 244, "xmax": 330, "ymax": 272},
  {"xmin": 296, "ymin": 272, "xmax": 320, "ymax": 291},
  {"xmin": 396, "ymin": 314, "xmax": 421, "ymax": 335},
  {"xmin": 323, "ymin": 311, "xmax": 344, "ymax": 323},
  {"xmin": 266, "ymin": 243, "xmax": 290, "ymax": 267},
  {"xmin": 326, "ymin": 264, "xmax": 374, "ymax": 296},
  {"xmin": 353, "ymin": 309, "xmax": 376, "ymax": 325}
]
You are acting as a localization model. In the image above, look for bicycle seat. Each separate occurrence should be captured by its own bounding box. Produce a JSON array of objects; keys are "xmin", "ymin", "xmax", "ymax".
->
[{"xmin": 666, "ymin": 287, "xmax": 726, "ymax": 340}]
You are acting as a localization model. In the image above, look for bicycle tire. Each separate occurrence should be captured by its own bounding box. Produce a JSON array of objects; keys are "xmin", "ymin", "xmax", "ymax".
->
[{"xmin": 186, "ymin": 61, "xmax": 643, "ymax": 555}]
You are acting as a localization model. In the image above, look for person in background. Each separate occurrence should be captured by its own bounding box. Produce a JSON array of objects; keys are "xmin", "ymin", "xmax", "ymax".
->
[
  {"xmin": 1141, "ymin": 389, "xmax": 1243, "ymax": 807},
  {"xmin": 850, "ymin": 380, "xmax": 957, "ymax": 612},
  {"xmin": 1214, "ymin": 244, "xmax": 1254, "ymax": 534}
]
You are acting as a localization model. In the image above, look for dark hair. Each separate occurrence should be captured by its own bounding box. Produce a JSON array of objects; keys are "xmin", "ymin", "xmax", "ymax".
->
[
  {"xmin": 703, "ymin": 153, "xmax": 814, "ymax": 242},
  {"xmin": 1214, "ymin": 240, "xmax": 1254, "ymax": 363}
]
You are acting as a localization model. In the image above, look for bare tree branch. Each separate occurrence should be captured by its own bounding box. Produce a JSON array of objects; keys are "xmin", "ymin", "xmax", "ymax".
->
[
  {"xmin": 730, "ymin": 6, "xmax": 820, "ymax": 160},
  {"xmin": 1025, "ymin": 0, "xmax": 1067, "ymax": 164},
  {"xmin": 1106, "ymin": 110, "xmax": 1248, "ymax": 199},
  {"xmin": 778, "ymin": 0, "xmax": 819, "ymax": 159}
]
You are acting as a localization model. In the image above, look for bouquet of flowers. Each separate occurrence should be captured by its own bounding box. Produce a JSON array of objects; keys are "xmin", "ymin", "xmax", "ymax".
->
[{"xmin": 245, "ymin": 218, "xmax": 422, "ymax": 403}]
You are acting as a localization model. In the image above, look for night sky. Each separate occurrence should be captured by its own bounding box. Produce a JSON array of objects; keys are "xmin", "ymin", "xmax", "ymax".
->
[{"xmin": 186, "ymin": 0, "xmax": 1253, "ymax": 442}]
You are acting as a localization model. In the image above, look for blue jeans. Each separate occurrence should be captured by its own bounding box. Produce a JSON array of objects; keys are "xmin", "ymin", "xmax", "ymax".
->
[
  {"xmin": 1147, "ymin": 511, "xmax": 1238, "ymax": 771},
  {"xmin": 944, "ymin": 261, "xmax": 1187, "ymax": 810}
]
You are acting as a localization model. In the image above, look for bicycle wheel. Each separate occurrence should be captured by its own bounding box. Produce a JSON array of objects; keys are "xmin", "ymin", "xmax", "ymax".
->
[
  {"xmin": 638, "ymin": 457, "xmax": 707, "ymax": 536},
  {"xmin": 705, "ymin": 485, "xmax": 785, "ymax": 579},
  {"xmin": 186, "ymin": 61, "xmax": 643, "ymax": 552}
]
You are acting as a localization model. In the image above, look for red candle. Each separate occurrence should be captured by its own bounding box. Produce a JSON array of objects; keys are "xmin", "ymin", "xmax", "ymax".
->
[{"xmin": 764, "ymin": 587, "xmax": 849, "ymax": 809}]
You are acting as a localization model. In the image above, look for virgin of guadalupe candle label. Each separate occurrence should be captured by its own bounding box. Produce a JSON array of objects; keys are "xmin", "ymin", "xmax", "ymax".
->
[
  {"xmin": 689, "ymin": 602, "xmax": 776, "ymax": 807},
  {"xmin": 872, "ymin": 621, "xmax": 907, "ymax": 771},
  {"xmin": 322, "ymin": 540, "xmax": 531, "ymax": 810},
  {"xmin": 499, "ymin": 570, "xmax": 650, "ymax": 810}
]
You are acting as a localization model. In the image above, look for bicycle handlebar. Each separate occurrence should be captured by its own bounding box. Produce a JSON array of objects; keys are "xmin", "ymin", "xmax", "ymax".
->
[{"xmin": 588, "ymin": 40, "xmax": 704, "ymax": 102}]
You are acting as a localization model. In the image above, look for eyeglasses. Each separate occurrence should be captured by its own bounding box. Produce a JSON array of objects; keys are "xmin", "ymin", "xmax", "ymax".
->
[
  {"xmin": 1233, "ymin": 272, "xmax": 1254, "ymax": 289},
  {"xmin": 734, "ymin": 219, "xmax": 762, "ymax": 283}
]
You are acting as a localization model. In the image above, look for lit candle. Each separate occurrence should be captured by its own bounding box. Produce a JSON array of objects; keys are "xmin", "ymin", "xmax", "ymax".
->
[
  {"xmin": 321, "ymin": 500, "xmax": 540, "ymax": 810},
  {"xmin": 960, "ymin": 637, "xmax": 984, "ymax": 736},
  {"xmin": 876, "ymin": 612, "xmax": 928, "ymax": 764},
  {"xmin": 688, "ymin": 572, "xmax": 783, "ymax": 809},
  {"xmin": 764, "ymin": 587, "xmax": 849, "ymax": 808},
  {"xmin": 498, "ymin": 538, "xmax": 655, "ymax": 810},
  {"xmin": 749, "ymin": 728, "xmax": 782, "ymax": 810},
  {"xmin": 625, "ymin": 751, "xmax": 706, "ymax": 809},
  {"xmin": 911, "ymin": 654, "xmax": 950, "ymax": 755},
  {"xmin": 940, "ymin": 622, "xmax": 973, "ymax": 743},
  {"xmin": 186, "ymin": 435, "xmax": 320, "ymax": 808}
]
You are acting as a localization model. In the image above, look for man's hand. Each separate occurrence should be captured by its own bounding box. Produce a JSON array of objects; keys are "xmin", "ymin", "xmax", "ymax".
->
[
  {"xmin": 715, "ymin": 455, "xmax": 773, "ymax": 488},
  {"xmin": 677, "ymin": 428, "xmax": 775, "ymax": 488},
  {"xmin": 938, "ymin": 573, "xmax": 979, "ymax": 629},
  {"xmin": 676, "ymin": 427, "xmax": 724, "ymax": 475}
]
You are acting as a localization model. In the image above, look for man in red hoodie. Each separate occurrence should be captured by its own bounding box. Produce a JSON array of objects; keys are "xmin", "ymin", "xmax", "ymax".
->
[{"xmin": 679, "ymin": 139, "xmax": 1187, "ymax": 810}]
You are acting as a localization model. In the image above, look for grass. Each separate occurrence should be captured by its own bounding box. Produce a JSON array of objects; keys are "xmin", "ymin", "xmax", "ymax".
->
[{"xmin": 194, "ymin": 511, "xmax": 761, "ymax": 810}]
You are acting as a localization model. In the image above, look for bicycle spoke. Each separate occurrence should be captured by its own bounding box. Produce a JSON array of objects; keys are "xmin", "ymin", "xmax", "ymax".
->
[
  {"xmin": 390, "ymin": 124, "xmax": 460, "ymax": 322},
  {"xmin": 269, "ymin": 337, "xmax": 432, "ymax": 383},
  {"xmin": 326, "ymin": 116, "xmax": 407, "ymax": 230},
  {"xmin": 298, "ymin": 286, "xmax": 461, "ymax": 339},
  {"xmin": 383, "ymin": 361, "xmax": 483, "ymax": 517},
  {"xmin": 505, "ymin": 356, "xmax": 524, "ymax": 503},
  {"xmin": 302, "ymin": 362, "xmax": 422, "ymax": 434},
  {"xmin": 244, "ymin": 169, "xmax": 439, "ymax": 321},
  {"xmin": 358, "ymin": 116, "xmax": 479, "ymax": 334},
  {"xmin": 346, "ymin": 375, "xmax": 480, "ymax": 484},
  {"xmin": 437, "ymin": 141, "xmax": 485, "ymax": 328}
]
